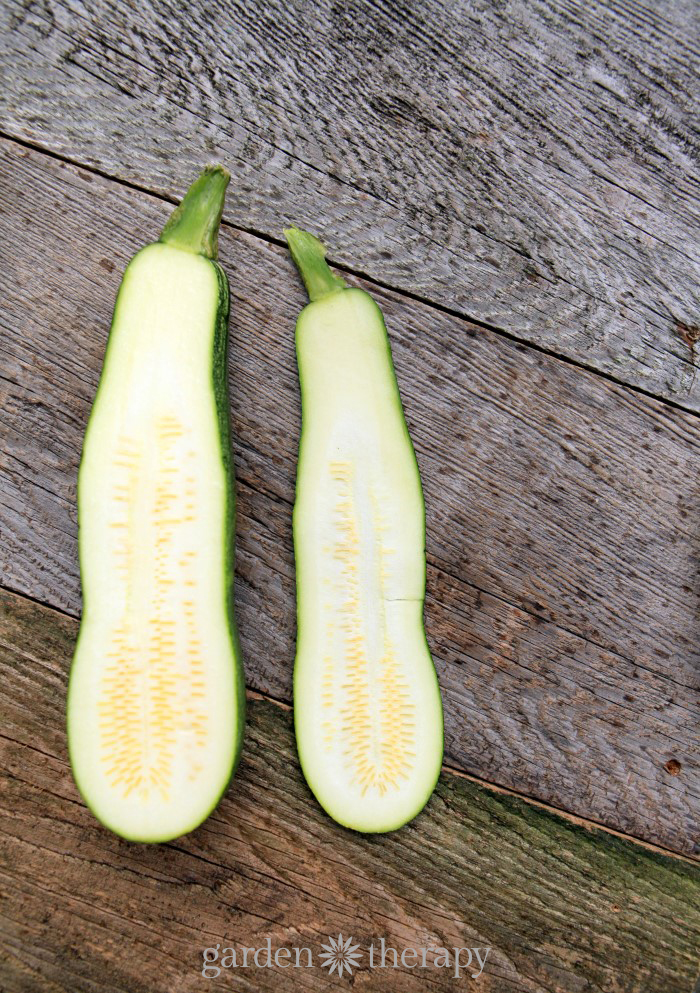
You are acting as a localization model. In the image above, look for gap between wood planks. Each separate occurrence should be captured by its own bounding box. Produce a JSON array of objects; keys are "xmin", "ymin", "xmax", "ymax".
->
[
  {"xmin": 2, "ymin": 578, "xmax": 695, "ymax": 867},
  {"xmin": 3, "ymin": 129, "xmax": 699, "ymax": 421}
]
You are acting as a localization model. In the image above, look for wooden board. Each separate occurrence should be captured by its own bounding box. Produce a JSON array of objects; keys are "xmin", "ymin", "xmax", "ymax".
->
[
  {"xmin": 0, "ymin": 137, "xmax": 697, "ymax": 857},
  {"xmin": 1, "ymin": 0, "xmax": 699, "ymax": 408},
  {"xmin": 1, "ymin": 586, "xmax": 699, "ymax": 993}
]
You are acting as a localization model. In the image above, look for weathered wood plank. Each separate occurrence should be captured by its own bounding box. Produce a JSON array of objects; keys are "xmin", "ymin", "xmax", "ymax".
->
[
  {"xmin": 1, "ymin": 139, "xmax": 698, "ymax": 856},
  {"xmin": 1, "ymin": 0, "xmax": 698, "ymax": 408},
  {"xmin": 1, "ymin": 586, "xmax": 699, "ymax": 993}
]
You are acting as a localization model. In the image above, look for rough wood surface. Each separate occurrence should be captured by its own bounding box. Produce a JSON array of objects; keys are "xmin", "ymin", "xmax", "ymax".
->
[
  {"xmin": 1, "ymin": 586, "xmax": 699, "ymax": 993},
  {"xmin": 0, "ymin": 138, "xmax": 697, "ymax": 858},
  {"xmin": 1, "ymin": 0, "xmax": 699, "ymax": 408}
]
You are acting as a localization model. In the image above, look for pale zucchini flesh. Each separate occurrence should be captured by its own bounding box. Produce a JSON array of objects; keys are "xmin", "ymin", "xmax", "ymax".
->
[
  {"xmin": 288, "ymin": 230, "xmax": 444, "ymax": 832},
  {"xmin": 68, "ymin": 170, "xmax": 244, "ymax": 842}
]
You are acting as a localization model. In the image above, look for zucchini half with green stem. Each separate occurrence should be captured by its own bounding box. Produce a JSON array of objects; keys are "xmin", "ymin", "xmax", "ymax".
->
[
  {"xmin": 286, "ymin": 227, "xmax": 443, "ymax": 833},
  {"xmin": 68, "ymin": 167, "xmax": 245, "ymax": 842}
]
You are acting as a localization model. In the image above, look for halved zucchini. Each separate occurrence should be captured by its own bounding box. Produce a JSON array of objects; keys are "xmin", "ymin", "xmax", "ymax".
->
[
  {"xmin": 286, "ymin": 227, "xmax": 443, "ymax": 833},
  {"xmin": 68, "ymin": 167, "xmax": 244, "ymax": 842}
]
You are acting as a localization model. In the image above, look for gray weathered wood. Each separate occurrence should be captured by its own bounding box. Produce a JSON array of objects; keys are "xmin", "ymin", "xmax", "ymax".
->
[
  {"xmin": 1, "ymin": 0, "xmax": 699, "ymax": 407},
  {"xmin": 0, "ymin": 138, "xmax": 697, "ymax": 856},
  {"xmin": 1, "ymin": 587, "xmax": 699, "ymax": 993}
]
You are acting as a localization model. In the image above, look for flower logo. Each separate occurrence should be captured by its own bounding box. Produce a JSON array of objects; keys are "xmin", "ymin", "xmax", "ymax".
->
[{"xmin": 319, "ymin": 934, "xmax": 362, "ymax": 977}]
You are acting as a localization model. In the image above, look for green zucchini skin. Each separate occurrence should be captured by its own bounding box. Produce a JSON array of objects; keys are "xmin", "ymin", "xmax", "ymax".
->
[
  {"xmin": 211, "ymin": 261, "xmax": 247, "ymax": 784},
  {"xmin": 286, "ymin": 228, "xmax": 444, "ymax": 834},
  {"xmin": 67, "ymin": 168, "xmax": 245, "ymax": 842}
]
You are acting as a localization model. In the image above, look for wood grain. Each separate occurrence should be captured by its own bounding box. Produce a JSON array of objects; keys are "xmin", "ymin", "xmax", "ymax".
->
[
  {"xmin": 1, "ymin": 586, "xmax": 699, "ymax": 993},
  {"xmin": 1, "ymin": 0, "xmax": 699, "ymax": 407},
  {"xmin": 0, "ymin": 138, "xmax": 697, "ymax": 857}
]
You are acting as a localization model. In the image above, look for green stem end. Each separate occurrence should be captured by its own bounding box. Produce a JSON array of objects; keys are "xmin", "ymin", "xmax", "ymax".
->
[
  {"xmin": 284, "ymin": 226, "xmax": 347, "ymax": 302},
  {"xmin": 160, "ymin": 165, "xmax": 230, "ymax": 259}
]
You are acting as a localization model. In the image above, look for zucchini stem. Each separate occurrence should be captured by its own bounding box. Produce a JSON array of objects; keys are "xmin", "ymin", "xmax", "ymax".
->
[
  {"xmin": 284, "ymin": 226, "xmax": 347, "ymax": 302},
  {"xmin": 160, "ymin": 165, "xmax": 230, "ymax": 259}
]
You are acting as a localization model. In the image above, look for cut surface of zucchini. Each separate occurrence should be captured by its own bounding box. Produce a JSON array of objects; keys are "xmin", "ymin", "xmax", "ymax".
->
[
  {"xmin": 68, "ymin": 168, "xmax": 244, "ymax": 842},
  {"xmin": 287, "ymin": 228, "xmax": 443, "ymax": 833}
]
